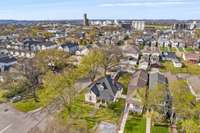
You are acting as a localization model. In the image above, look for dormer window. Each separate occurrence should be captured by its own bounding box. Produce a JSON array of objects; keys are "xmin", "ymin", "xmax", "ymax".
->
[{"xmin": 98, "ymin": 84, "xmax": 104, "ymax": 91}]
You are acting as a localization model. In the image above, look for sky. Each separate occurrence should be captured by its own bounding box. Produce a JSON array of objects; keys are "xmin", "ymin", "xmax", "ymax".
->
[{"xmin": 0, "ymin": 0, "xmax": 200, "ymax": 20}]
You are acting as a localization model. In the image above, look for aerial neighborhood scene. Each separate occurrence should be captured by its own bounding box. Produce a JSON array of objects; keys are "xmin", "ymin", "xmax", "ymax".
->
[{"xmin": 0, "ymin": 0, "xmax": 200, "ymax": 133}]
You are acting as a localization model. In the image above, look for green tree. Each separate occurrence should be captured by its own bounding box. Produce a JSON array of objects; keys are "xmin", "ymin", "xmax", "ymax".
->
[
  {"xmin": 35, "ymin": 49, "xmax": 69, "ymax": 73},
  {"xmin": 170, "ymin": 80, "xmax": 199, "ymax": 119},
  {"xmin": 181, "ymin": 120, "xmax": 200, "ymax": 133},
  {"xmin": 148, "ymin": 84, "xmax": 167, "ymax": 109},
  {"xmin": 78, "ymin": 49, "xmax": 102, "ymax": 82}
]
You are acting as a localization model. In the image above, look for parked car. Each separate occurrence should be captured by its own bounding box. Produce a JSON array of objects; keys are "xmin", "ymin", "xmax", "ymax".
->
[{"xmin": 10, "ymin": 96, "xmax": 22, "ymax": 103}]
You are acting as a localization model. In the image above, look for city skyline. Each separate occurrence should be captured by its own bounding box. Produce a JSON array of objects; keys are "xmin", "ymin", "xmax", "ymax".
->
[{"xmin": 0, "ymin": 0, "xmax": 200, "ymax": 20}]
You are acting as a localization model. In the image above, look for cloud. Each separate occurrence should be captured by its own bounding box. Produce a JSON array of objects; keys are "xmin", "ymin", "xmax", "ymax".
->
[{"xmin": 99, "ymin": 0, "xmax": 187, "ymax": 7}]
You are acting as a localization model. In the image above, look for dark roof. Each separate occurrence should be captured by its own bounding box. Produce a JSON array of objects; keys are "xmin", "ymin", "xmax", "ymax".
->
[
  {"xmin": 24, "ymin": 40, "xmax": 55, "ymax": 47},
  {"xmin": 162, "ymin": 52, "xmax": 177, "ymax": 60},
  {"xmin": 128, "ymin": 70, "xmax": 148, "ymax": 89},
  {"xmin": 0, "ymin": 56, "xmax": 17, "ymax": 64},
  {"xmin": 90, "ymin": 75, "xmax": 122, "ymax": 101},
  {"xmin": 24, "ymin": 40, "xmax": 42, "ymax": 45},
  {"xmin": 128, "ymin": 70, "xmax": 148, "ymax": 97},
  {"xmin": 61, "ymin": 43, "xmax": 78, "ymax": 48}
]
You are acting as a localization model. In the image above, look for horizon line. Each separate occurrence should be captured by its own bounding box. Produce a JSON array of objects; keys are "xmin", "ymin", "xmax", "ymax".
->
[{"xmin": 0, "ymin": 18, "xmax": 200, "ymax": 21}]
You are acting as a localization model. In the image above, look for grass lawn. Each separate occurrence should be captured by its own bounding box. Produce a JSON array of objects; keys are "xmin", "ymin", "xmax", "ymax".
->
[
  {"xmin": 159, "ymin": 46, "xmax": 169, "ymax": 52},
  {"xmin": 124, "ymin": 115, "xmax": 169, "ymax": 133},
  {"xmin": 59, "ymin": 93, "xmax": 125, "ymax": 131},
  {"xmin": 152, "ymin": 125, "xmax": 168, "ymax": 133},
  {"xmin": 118, "ymin": 73, "xmax": 132, "ymax": 95},
  {"xmin": 14, "ymin": 99, "xmax": 42, "ymax": 112},
  {"xmin": 170, "ymin": 47, "xmax": 177, "ymax": 52},
  {"xmin": 185, "ymin": 47, "xmax": 194, "ymax": 52},
  {"xmin": 178, "ymin": 47, "xmax": 184, "ymax": 52},
  {"xmin": 13, "ymin": 71, "xmax": 70, "ymax": 112},
  {"xmin": 14, "ymin": 72, "xmax": 64, "ymax": 112},
  {"xmin": 161, "ymin": 61, "xmax": 200, "ymax": 75},
  {"xmin": 124, "ymin": 115, "xmax": 146, "ymax": 133},
  {"xmin": 0, "ymin": 89, "xmax": 6, "ymax": 103},
  {"xmin": 14, "ymin": 86, "xmax": 61, "ymax": 112}
]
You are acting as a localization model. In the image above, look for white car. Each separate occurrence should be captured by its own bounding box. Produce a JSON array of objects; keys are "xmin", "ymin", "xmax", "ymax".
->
[{"xmin": 10, "ymin": 96, "xmax": 22, "ymax": 103}]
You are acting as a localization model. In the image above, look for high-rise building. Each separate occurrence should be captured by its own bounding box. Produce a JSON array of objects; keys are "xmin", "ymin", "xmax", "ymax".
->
[
  {"xmin": 83, "ymin": 13, "xmax": 89, "ymax": 26},
  {"xmin": 132, "ymin": 21, "xmax": 145, "ymax": 31}
]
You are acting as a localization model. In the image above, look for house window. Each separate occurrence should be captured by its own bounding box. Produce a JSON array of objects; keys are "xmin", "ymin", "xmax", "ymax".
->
[{"xmin": 89, "ymin": 96, "xmax": 92, "ymax": 101}]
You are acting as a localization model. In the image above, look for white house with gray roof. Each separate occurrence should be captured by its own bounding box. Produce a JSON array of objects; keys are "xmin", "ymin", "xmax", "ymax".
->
[{"xmin": 85, "ymin": 75, "xmax": 123, "ymax": 105}]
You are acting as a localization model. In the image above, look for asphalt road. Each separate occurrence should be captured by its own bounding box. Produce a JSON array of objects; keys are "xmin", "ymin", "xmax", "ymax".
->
[{"xmin": 0, "ymin": 103, "xmax": 38, "ymax": 133}]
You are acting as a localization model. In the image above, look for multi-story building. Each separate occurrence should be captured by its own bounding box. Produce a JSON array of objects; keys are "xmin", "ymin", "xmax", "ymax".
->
[
  {"xmin": 132, "ymin": 21, "xmax": 145, "ymax": 31},
  {"xmin": 83, "ymin": 13, "xmax": 89, "ymax": 26}
]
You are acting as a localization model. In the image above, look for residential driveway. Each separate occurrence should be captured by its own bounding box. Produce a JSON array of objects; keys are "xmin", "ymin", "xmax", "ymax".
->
[
  {"xmin": 75, "ymin": 78, "xmax": 91, "ymax": 92},
  {"xmin": 0, "ymin": 103, "xmax": 39, "ymax": 133}
]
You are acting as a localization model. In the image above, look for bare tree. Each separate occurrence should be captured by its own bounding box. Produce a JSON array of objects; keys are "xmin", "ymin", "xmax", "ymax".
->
[
  {"xmin": 100, "ymin": 46, "xmax": 122, "ymax": 76},
  {"xmin": 23, "ymin": 59, "xmax": 42, "ymax": 101}
]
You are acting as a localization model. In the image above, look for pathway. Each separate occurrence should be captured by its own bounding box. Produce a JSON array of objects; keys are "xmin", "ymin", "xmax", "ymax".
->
[{"xmin": 117, "ymin": 104, "xmax": 130, "ymax": 133}]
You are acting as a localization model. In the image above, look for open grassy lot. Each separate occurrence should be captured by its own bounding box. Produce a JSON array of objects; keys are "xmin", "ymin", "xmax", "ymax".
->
[
  {"xmin": 60, "ymin": 93, "xmax": 125, "ymax": 130},
  {"xmin": 125, "ymin": 115, "xmax": 146, "ymax": 133},
  {"xmin": 14, "ymin": 86, "xmax": 61, "ymax": 112},
  {"xmin": 161, "ymin": 61, "xmax": 200, "ymax": 75},
  {"xmin": 118, "ymin": 73, "xmax": 132, "ymax": 95},
  {"xmin": 125, "ymin": 115, "xmax": 168, "ymax": 133},
  {"xmin": 13, "ymin": 72, "xmax": 64, "ymax": 112},
  {"xmin": 152, "ymin": 124, "xmax": 168, "ymax": 133}
]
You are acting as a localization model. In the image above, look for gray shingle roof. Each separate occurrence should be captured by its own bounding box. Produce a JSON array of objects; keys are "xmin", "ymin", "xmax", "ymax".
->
[
  {"xmin": 149, "ymin": 71, "xmax": 167, "ymax": 89},
  {"xmin": 90, "ymin": 75, "xmax": 122, "ymax": 101},
  {"xmin": 0, "ymin": 56, "xmax": 17, "ymax": 64}
]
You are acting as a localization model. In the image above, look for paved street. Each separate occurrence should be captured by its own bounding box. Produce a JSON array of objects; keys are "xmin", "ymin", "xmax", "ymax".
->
[
  {"xmin": 0, "ymin": 103, "xmax": 39, "ymax": 133},
  {"xmin": 0, "ymin": 103, "xmax": 55, "ymax": 133}
]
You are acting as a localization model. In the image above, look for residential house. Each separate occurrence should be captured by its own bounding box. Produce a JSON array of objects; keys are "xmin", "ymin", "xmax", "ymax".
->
[
  {"xmin": 158, "ymin": 38, "xmax": 171, "ymax": 47},
  {"xmin": 121, "ymin": 45, "xmax": 140, "ymax": 66},
  {"xmin": 128, "ymin": 70, "xmax": 148, "ymax": 92},
  {"xmin": 170, "ymin": 39, "xmax": 185, "ymax": 48},
  {"xmin": 59, "ymin": 42, "xmax": 79, "ymax": 54},
  {"xmin": 142, "ymin": 35, "xmax": 156, "ymax": 46},
  {"xmin": 172, "ymin": 59, "xmax": 183, "ymax": 68},
  {"xmin": 24, "ymin": 40, "xmax": 57, "ymax": 52},
  {"xmin": 162, "ymin": 52, "xmax": 177, "ymax": 61},
  {"xmin": 75, "ymin": 46, "xmax": 89, "ymax": 56},
  {"xmin": 0, "ymin": 55, "xmax": 17, "ymax": 72},
  {"xmin": 183, "ymin": 52, "xmax": 200, "ymax": 63},
  {"xmin": 162, "ymin": 52, "xmax": 182, "ymax": 68},
  {"xmin": 127, "ymin": 70, "xmax": 148, "ymax": 113},
  {"xmin": 150, "ymin": 55, "xmax": 160, "ymax": 65},
  {"xmin": 194, "ymin": 40, "xmax": 200, "ymax": 49},
  {"xmin": 142, "ymin": 46, "xmax": 160, "ymax": 56},
  {"xmin": 149, "ymin": 69, "xmax": 167, "ymax": 89},
  {"xmin": 85, "ymin": 75, "xmax": 123, "ymax": 105},
  {"xmin": 139, "ymin": 55, "xmax": 149, "ymax": 70}
]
